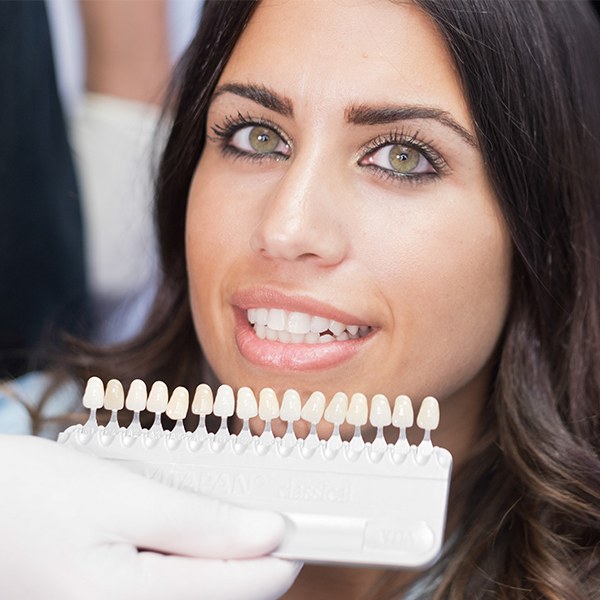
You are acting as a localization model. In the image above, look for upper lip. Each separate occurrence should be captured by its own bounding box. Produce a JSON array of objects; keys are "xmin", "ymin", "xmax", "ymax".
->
[{"xmin": 231, "ymin": 287, "xmax": 374, "ymax": 327}]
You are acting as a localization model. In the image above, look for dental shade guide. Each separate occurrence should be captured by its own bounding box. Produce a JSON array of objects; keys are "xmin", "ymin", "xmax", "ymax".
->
[{"xmin": 58, "ymin": 378, "xmax": 453, "ymax": 569}]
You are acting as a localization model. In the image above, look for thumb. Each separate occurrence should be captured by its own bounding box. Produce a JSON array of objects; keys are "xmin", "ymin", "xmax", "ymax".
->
[{"xmin": 112, "ymin": 472, "xmax": 286, "ymax": 559}]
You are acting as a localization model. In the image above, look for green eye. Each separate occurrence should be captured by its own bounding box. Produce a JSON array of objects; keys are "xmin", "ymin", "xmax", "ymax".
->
[
  {"xmin": 248, "ymin": 126, "xmax": 281, "ymax": 153},
  {"xmin": 388, "ymin": 145, "xmax": 421, "ymax": 173}
]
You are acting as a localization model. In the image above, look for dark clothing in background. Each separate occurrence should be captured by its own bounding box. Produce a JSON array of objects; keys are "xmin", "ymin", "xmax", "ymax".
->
[{"xmin": 0, "ymin": 1, "xmax": 88, "ymax": 377}]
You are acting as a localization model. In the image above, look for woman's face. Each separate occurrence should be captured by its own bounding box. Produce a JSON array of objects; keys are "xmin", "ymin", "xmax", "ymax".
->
[{"xmin": 186, "ymin": 0, "xmax": 511, "ymax": 453}]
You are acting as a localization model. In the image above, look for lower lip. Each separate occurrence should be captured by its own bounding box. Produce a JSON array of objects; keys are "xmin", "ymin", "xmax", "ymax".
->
[{"xmin": 234, "ymin": 310, "xmax": 373, "ymax": 371}]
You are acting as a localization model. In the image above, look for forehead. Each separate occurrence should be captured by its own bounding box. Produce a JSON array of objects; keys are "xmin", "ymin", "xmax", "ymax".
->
[{"xmin": 219, "ymin": 0, "xmax": 471, "ymax": 125}]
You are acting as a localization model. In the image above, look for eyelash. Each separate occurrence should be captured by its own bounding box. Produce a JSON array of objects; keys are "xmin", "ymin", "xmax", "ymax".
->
[
  {"xmin": 209, "ymin": 114, "xmax": 447, "ymax": 184},
  {"xmin": 209, "ymin": 113, "xmax": 291, "ymax": 162}
]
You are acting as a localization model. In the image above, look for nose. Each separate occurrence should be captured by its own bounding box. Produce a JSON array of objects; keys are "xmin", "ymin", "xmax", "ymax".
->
[{"xmin": 249, "ymin": 157, "xmax": 349, "ymax": 266}]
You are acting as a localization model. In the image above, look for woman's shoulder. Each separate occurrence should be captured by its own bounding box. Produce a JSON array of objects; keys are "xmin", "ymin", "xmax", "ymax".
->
[{"xmin": 0, "ymin": 372, "xmax": 82, "ymax": 438}]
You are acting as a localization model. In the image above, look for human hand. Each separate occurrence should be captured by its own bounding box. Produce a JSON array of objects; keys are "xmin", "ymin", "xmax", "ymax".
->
[{"xmin": 0, "ymin": 435, "xmax": 300, "ymax": 600}]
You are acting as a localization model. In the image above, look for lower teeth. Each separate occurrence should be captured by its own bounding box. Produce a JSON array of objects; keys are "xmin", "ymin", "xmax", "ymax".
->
[{"xmin": 251, "ymin": 323, "xmax": 367, "ymax": 343}]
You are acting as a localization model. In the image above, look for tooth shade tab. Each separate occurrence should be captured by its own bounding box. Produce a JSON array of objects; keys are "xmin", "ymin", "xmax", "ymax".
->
[
  {"xmin": 280, "ymin": 389, "xmax": 301, "ymax": 422},
  {"xmin": 347, "ymin": 393, "xmax": 368, "ymax": 426},
  {"xmin": 191, "ymin": 383, "xmax": 213, "ymax": 415},
  {"xmin": 370, "ymin": 394, "xmax": 392, "ymax": 428},
  {"xmin": 104, "ymin": 379, "xmax": 125, "ymax": 411},
  {"xmin": 82, "ymin": 376, "xmax": 104, "ymax": 410},
  {"xmin": 392, "ymin": 395, "xmax": 414, "ymax": 428},
  {"xmin": 417, "ymin": 396, "xmax": 440, "ymax": 430},
  {"xmin": 166, "ymin": 386, "xmax": 190, "ymax": 421},
  {"xmin": 325, "ymin": 392, "xmax": 348, "ymax": 425},
  {"xmin": 147, "ymin": 381, "xmax": 169, "ymax": 413},
  {"xmin": 214, "ymin": 384, "xmax": 235, "ymax": 417},
  {"xmin": 259, "ymin": 388, "xmax": 279, "ymax": 420},
  {"xmin": 236, "ymin": 387, "xmax": 258, "ymax": 420},
  {"xmin": 301, "ymin": 391, "xmax": 326, "ymax": 424},
  {"xmin": 125, "ymin": 379, "xmax": 147, "ymax": 412}
]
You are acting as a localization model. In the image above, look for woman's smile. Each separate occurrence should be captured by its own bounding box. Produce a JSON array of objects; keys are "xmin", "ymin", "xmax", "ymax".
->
[{"xmin": 231, "ymin": 287, "xmax": 377, "ymax": 371}]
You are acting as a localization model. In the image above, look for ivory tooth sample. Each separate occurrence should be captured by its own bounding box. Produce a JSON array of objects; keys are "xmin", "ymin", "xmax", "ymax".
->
[
  {"xmin": 214, "ymin": 384, "xmax": 235, "ymax": 441},
  {"xmin": 301, "ymin": 391, "xmax": 326, "ymax": 449},
  {"xmin": 167, "ymin": 386, "xmax": 190, "ymax": 439},
  {"xmin": 259, "ymin": 388, "xmax": 279, "ymax": 444},
  {"xmin": 347, "ymin": 392, "xmax": 368, "ymax": 451},
  {"xmin": 392, "ymin": 394, "xmax": 413, "ymax": 453},
  {"xmin": 280, "ymin": 389, "xmax": 301, "ymax": 447},
  {"xmin": 82, "ymin": 376, "xmax": 104, "ymax": 432},
  {"xmin": 369, "ymin": 393, "xmax": 391, "ymax": 453},
  {"xmin": 324, "ymin": 392, "xmax": 348, "ymax": 451},
  {"xmin": 104, "ymin": 379, "xmax": 125, "ymax": 433},
  {"xmin": 191, "ymin": 383, "xmax": 213, "ymax": 440},
  {"xmin": 236, "ymin": 387, "xmax": 258, "ymax": 442},
  {"xmin": 417, "ymin": 396, "xmax": 440, "ymax": 455},
  {"xmin": 147, "ymin": 381, "xmax": 169, "ymax": 437},
  {"xmin": 125, "ymin": 379, "xmax": 147, "ymax": 435}
]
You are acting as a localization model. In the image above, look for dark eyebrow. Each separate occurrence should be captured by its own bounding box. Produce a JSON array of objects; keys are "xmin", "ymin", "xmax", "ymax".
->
[
  {"xmin": 345, "ymin": 104, "xmax": 478, "ymax": 148},
  {"xmin": 211, "ymin": 83, "xmax": 293, "ymax": 117}
]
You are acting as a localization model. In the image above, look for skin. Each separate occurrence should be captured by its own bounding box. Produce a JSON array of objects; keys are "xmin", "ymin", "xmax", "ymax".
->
[{"xmin": 186, "ymin": 0, "xmax": 512, "ymax": 596}]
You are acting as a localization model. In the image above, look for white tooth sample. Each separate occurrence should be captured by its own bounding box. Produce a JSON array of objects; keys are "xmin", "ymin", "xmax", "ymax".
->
[
  {"xmin": 166, "ymin": 386, "xmax": 189, "ymax": 440},
  {"xmin": 417, "ymin": 396, "xmax": 440, "ymax": 431},
  {"xmin": 125, "ymin": 379, "xmax": 147, "ymax": 436},
  {"xmin": 103, "ymin": 379, "xmax": 124, "ymax": 433},
  {"xmin": 336, "ymin": 332, "xmax": 349, "ymax": 342},
  {"xmin": 310, "ymin": 315, "xmax": 330, "ymax": 333},
  {"xmin": 287, "ymin": 311, "xmax": 311, "ymax": 334},
  {"xmin": 255, "ymin": 324, "xmax": 267, "ymax": 339},
  {"xmin": 370, "ymin": 394, "xmax": 391, "ymax": 453},
  {"xmin": 392, "ymin": 394, "xmax": 413, "ymax": 453},
  {"xmin": 325, "ymin": 392, "xmax": 348, "ymax": 425},
  {"xmin": 301, "ymin": 391, "xmax": 326, "ymax": 424},
  {"xmin": 191, "ymin": 383, "xmax": 213, "ymax": 441},
  {"xmin": 214, "ymin": 384, "xmax": 234, "ymax": 441},
  {"xmin": 258, "ymin": 388, "xmax": 279, "ymax": 445},
  {"xmin": 82, "ymin": 376, "xmax": 104, "ymax": 432},
  {"xmin": 266, "ymin": 328, "xmax": 278, "ymax": 341},
  {"xmin": 214, "ymin": 384, "xmax": 235, "ymax": 417},
  {"xmin": 247, "ymin": 308, "xmax": 257, "ymax": 324},
  {"xmin": 417, "ymin": 396, "xmax": 440, "ymax": 456},
  {"xmin": 347, "ymin": 392, "xmax": 368, "ymax": 426},
  {"xmin": 125, "ymin": 379, "xmax": 147, "ymax": 412},
  {"xmin": 236, "ymin": 387, "xmax": 258, "ymax": 420},
  {"xmin": 347, "ymin": 392, "xmax": 368, "ymax": 452},
  {"xmin": 147, "ymin": 381, "xmax": 169, "ymax": 437},
  {"xmin": 392, "ymin": 394, "xmax": 414, "ymax": 428},
  {"xmin": 280, "ymin": 389, "xmax": 301, "ymax": 422},
  {"xmin": 325, "ymin": 392, "xmax": 348, "ymax": 452},
  {"xmin": 259, "ymin": 387, "xmax": 279, "ymax": 420},
  {"xmin": 280, "ymin": 389, "xmax": 301, "ymax": 447},
  {"xmin": 369, "ymin": 394, "xmax": 392, "ymax": 428},
  {"xmin": 166, "ymin": 386, "xmax": 190, "ymax": 420},
  {"xmin": 267, "ymin": 308, "xmax": 286, "ymax": 331},
  {"xmin": 255, "ymin": 308, "xmax": 268, "ymax": 326},
  {"xmin": 347, "ymin": 325, "xmax": 359, "ymax": 336},
  {"xmin": 191, "ymin": 383, "xmax": 213, "ymax": 415},
  {"xmin": 147, "ymin": 381, "xmax": 169, "ymax": 413},
  {"xmin": 104, "ymin": 379, "xmax": 125, "ymax": 410},
  {"xmin": 82, "ymin": 376, "xmax": 104, "ymax": 409},
  {"xmin": 329, "ymin": 320, "xmax": 346, "ymax": 336},
  {"xmin": 301, "ymin": 391, "xmax": 326, "ymax": 450}
]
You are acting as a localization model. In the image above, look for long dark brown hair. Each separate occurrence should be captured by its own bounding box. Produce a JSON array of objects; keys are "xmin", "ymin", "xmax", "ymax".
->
[{"xmin": 60, "ymin": 1, "xmax": 600, "ymax": 598}]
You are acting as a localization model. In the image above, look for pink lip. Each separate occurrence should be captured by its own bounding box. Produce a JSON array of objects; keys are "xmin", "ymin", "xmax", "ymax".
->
[{"xmin": 231, "ymin": 287, "xmax": 376, "ymax": 371}]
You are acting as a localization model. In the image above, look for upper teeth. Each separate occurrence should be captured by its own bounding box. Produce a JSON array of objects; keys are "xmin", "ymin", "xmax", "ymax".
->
[{"xmin": 247, "ymin": 308, "xmax": 370, "ymax": 344}]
